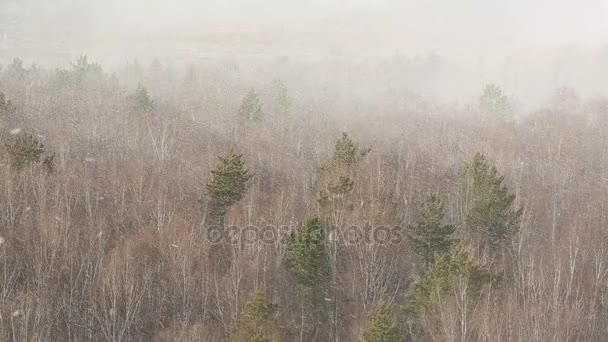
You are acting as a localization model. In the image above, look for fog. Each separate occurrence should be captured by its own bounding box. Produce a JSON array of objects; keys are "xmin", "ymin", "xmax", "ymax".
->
[
  {"xmin": 21, "ymin": 0, "xmax": 608, "ymax": 48},
  {"xmin": 3, "ymin": 1, "xmax": 608, "ymax": 341},
  {"xmin": 3, "ymin": 0, "xmax": 606, "ymax": 108}
]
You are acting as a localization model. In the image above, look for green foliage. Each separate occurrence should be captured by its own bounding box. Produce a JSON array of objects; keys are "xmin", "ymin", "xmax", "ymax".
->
[
  {"xmin": 317, "ymin": 133, "xmax": 369, "ymax": 212},
  {"xmin": 333, "ymin": 132, "xmax": 370, "ymax": 166},
  {"xmin": 403, "ymin": 240, "xmax": 494, "ymax": 317},
  {"xmin": 409, "ymin": 194, "xmax": 455, "ymax": 266},
  {"xmin": 0, "ymin": 92, "xmax": 16, "ymax": 116},
  {"xmin": 52, "ymin": 55, "xmax": 103, "ymax": 88},
  {"xmin": 317, "ymin": 133, "xmax": 369, "ymax": 174},
  {"xmin": 70, "ymin": 55, "xmax": 101, "ymax": 76},
  {"xmin": 239, "ymin": 89, "xmax": 264, "ymax": 121},
  {"xmin": 464, "ymin": 153, "xmax": 522, "ymax": 251},
  {"xmin": 6, "ymin": 133, "xmax": 55, "ymax": 172},
  {"xmin": 207, "ymin": 149, "xmax": 254, "ymax": 211},
  {"xmin": 205, "ymin": 149, "xmax": 253, "ymax": 271},
  {"xmin": 129, "ymin": 83, "xmax": 155, "ymax": 112},
  {"xmin": 479, "ymin": 84, "xmax": 510, "ymax": 118},
  {"xmin": 285, "ymin": 217, "xmax": 330, "ymax": 287},
  {"xmin": 329, "ymin": 175, "xmax": 354, "ymax": 194},
  {"xmin": 361, "ymin": 304, "xmax": 400, "ymax": 342},
  {"xmin": 271, "ymin": 79, "xmax": 292, "ymax": 116},
  {"xmin": 226, "ymin": 289, "xmax": 280, "ymax": 342}
]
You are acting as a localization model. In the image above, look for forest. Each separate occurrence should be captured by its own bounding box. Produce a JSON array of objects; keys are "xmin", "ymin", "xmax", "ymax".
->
[{"xmin": 0, "ymin": 54, "xmax": 607, "ymax": 341}]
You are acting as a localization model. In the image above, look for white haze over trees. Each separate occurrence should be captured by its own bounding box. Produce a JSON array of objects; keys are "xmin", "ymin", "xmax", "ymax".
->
[
  {"xmin": 2, "ymin": 1, "xmax": 608, "ymax": 341},
  {"xmin": 6, "ymin": 0, "xmax": 608, "ymax": 108}
]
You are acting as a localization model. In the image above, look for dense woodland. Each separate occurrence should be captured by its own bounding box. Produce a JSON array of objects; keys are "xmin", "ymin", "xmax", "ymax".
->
[{"xmin": 0, "ymin": 55, "xmax": 608, "ymax": 341}]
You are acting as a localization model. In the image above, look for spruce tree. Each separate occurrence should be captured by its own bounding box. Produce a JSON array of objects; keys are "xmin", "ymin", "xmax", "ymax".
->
[
  {"xmin": 285, "ymin": 217, "xmax": 330, "ymax": 287},
  {"xmin": 403, "ymin": 240, "xmax": 493, "ymax": 317},
  {"xmin": 129, "ymin": 83, "xmax": 155, "ymax": 112},
  {"xmin": 409, "ymin": 194, "xmax": 455, "ymax": 266},
  {"xmin": 226, "ymin": 289, "xmax": 280, "ymax": 342},
  {"xmin": 479, "ymin": 84, "xmax": 510, "ymax": 119},
  {"xmin": 68, "ymin": 55, "xmax": 102, "ymax": 86},
  {"xmin": 332, "ymin": 132, "xmax": 369, "ymax": 166},
  {"xmin": 0, "ymin": 92, "xmax": 16, "ymax": 117},
  {"xmin": 271, "ymin": 79, "xmax": 292, "ymax": 116},
  {"xmin": 361, "ymin": 304, "xmax": 400, "ymax": 342},
  {"xmin": 317, "ymin": 133, "xmax": 369, "ymax": 213},
  {"xmin": 238, "ymin": 89, "xmax": 264, "ymax": 121},
  {"xmin": 207, "ymin": 149, "xmax": 254, "ymax": 216},
  {"xmin": 205, "ymin": 149, "xmax": 253, "ymax": 271},
  {"xmin": 6, "ymin": 133, "xmax": 54, "ymax": 172},
  {"xmin": 464, "ymin": 153, "xmax": 522, "ymax": 251},
  {"xmin": 5, "ymin": 58, "xmax": 26, "ymax": 80}
]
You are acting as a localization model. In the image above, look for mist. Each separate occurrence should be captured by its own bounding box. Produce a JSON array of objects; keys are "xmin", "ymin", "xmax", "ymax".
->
[
  {"xmin": 3, "ymin": 0, "xmax": 607, "ymax": 108},
  {"xmin": 2, "ymin": 1, "xmax": 608, "ymax": 341}
]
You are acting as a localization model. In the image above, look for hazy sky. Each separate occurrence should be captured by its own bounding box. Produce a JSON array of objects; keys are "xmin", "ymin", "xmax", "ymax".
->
[{"xmin": 17, "ymin": 0, "xmax": 608, "ymax": 59}]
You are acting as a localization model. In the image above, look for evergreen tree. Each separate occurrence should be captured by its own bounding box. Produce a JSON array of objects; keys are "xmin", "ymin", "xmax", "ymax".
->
[
  {"xmin": 226, "ymin": 289, "xmax": 280, "ymax": 342},
  {"xmin": 4, "ymin": 58, "xmax": 26, "ymax": 80},
  {"xmin": 5, "ymin": 133, "xmax": 55, "ymax": 173},
  {"xmin": 317, "ymin": 133, "xmax": 369, "ymax": 212},
  {"xmin": 285, "ymin": 217, "xmax": 330, "ymax": 287},
  {"xmin": 403, "ymin": 240, "xmax": 494, "ymax": 317},
  {"xmin": 239, "ymin": 89, "xmax": 264, "ymax": 121},
  {"xmin": 0, "ymin": 92, "xmax": 16, "ymax": 117},
  {"xmin": 205, "ymin": 149, "xmax": 253, "ymax": 271},
  {"xmin": 479, "ymin": 84, "xmax": 510, "ymax": 118},
  {"xmin": 69, "ymin": 55, "xmax": 102, "ymax": 79},
  {"xmin": 409, "ymin": 194, "xmax": 455, "ymax": 266},
  {"xmin": 207, "ymin": 149, "xmax": 254, "ymax": 215},
  {"xmin": 361, "ymin": 304, "xmax": 400, "ymax": 342},
  {"xmin": 129, "ymin": 83, "xmax": 155, "ymax": 112},
  {"xmin": 285, "ymin": 217, "xmax": 333, "ymax": 340},
  {"xmin": 271, "ymin": 79, "xmax": 292, "ymax": 116},
  {"xmin": 332, "ymin": 132, "xmax": 369, "ymax": 166},
  {"xmin": 52, "ymin": 55, "xmax": 103, "ymax": 88},
  {"xmin": 464, "ymin": 153, "xmax": 522, "ymax": 251}
]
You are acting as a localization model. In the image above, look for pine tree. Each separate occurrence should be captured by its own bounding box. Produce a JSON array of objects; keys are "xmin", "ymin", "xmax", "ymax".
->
[
  {"xmin": 69, "ymin": 55, "xmax": 102, "ymax": 82},
  {"xmin": 4, "ymin": 58, "xmax": 26, "ymax": 80},
  {"xmin": 317, "ymin": 133, "xmax": 369, "ymax": 213},
  {"xmin": 479, "ymin": 84, "xmax": 510, "ymax": 119},
  {"xmin": 271, "ymin": 79, "xmax": 292, "ymax": 116},
  {"xmin": 205, "ymin": 149, "xmax": 253, "ymax": 271},
  {"xmin": 207, "ymin": 149, "xmax": 254, "ymax": 214},
  {"xmin": 238, "ymin": 89, "xmax": 264, "ymax": 121},
  {"xmin": 403, "ymin": 240, "xmax": 493, "ymax": 316},
  {"xmin": 51, "ymin": 55, "xmax": 103, "ymax": 88},
  {"xmin": 0, "ymin": 92, "xmax": 16, "ymax": 117},
  {"xmin": 464, "ymin": 153, "xmax": 522, "ymax": 251},
  {"xmin": 226, "ymin": 289, "xmax": 280, "ymax": 342},
  {"xmin": 129, "ymin": 83, "xmax": 155, "ymax": 112},
  {"xmin": 409, "ymin": 194, "xmax": 455, "ymax": 267},
  {"xmin": 332, "ymin": 132, "xmax": 369, "ymax": 166},
  {"xmin": 361, "ymin": 304, "xmax": 400, "ymax": 342},
  {"xmin": 6, "ymin": 133, "xmax": 54, "ymax": 171},
  {"xmin": 285, "ymin": 217, "xmax": 330, "ymax": 287}
]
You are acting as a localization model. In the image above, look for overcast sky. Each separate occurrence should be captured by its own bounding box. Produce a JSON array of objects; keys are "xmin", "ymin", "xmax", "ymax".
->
[{"xmin": 16, "ymin": 0, "xmax": 608, "ymax": 59}]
